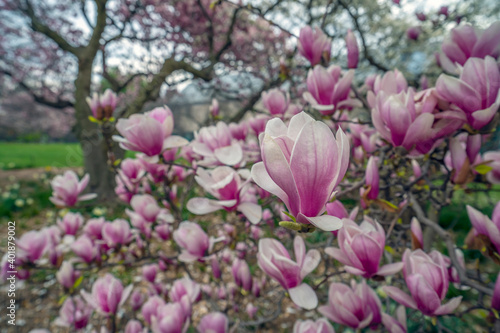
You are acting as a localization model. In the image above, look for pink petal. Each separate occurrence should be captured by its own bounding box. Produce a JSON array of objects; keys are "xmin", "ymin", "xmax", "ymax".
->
[
  {"xmin": 237, "ymin": 202, "xmax": 262, "ymax": 224},
  {"xmin": 433, "ymin": 296, "xmax": 462, "ymax": 315},
  {"xmin": 303, "ymin": 215, "xmax": 343, "ymax": 232},
  {"xmin": 288, "ymin": 283, "xmax": 318, "ymax": 310},
  {"xmin": 383, "ymin": 286, "xmax": 417, "ymax": 309},
  {"xmin": 377, "ymin": 262, "xmax": 404, "ymax": 276}
]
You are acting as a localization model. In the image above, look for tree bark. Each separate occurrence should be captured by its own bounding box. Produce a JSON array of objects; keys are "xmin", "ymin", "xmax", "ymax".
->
[{"xmin": 73, "ymin": 59, "xmax": 119, "ymax": 201}]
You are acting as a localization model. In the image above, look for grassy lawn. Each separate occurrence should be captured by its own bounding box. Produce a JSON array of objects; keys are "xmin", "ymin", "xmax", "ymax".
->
[{"xmin": 0, "ymin": 142, "xmax": 83, "ymax": 169}]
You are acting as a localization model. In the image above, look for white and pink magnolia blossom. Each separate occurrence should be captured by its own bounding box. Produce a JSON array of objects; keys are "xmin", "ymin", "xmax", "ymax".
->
[
  {"xmin": 232, "ymin": 258, "xmax": 253, "ymax": 292},
  {"xmin": 191, "ymin": 121, "xmax": 244, "ymax": 166},
  {"xmin": 319, "ymin": 280, "xmax": 381, "ymax": 329},
  {"xmin": 56, "ymin": 261, "xmax": 81, "ymax": 289},
  {"xmin": 383, "ymin": 249, "xmax": 462, "ymax": 316},
  {"xmin": 71, "ymin": 235, "xmax": 97, "ymax": 264},
  {"xmin": 484, "ymin": 151, "xmax": 500, "ymax": 184},
  {"xmin": 17, "ymin": 230, "xmax": 47, "ymax": 263},
  {"xmin": 345, "ymin": 29, "xmax": 359, "ymax": 69},
  {"xmin": 81, "ymin": 273, "xmax": 133, "ymax": 315},
  {"xmin": 257, "ymin": 236, "xmax": 320, "ymax": 310},
  {"xmin": 297, "ymin": 26, "xmax": 331, "ymax": 66},
  {"xmin": 303, "ymin": 65, "xmax": 361, "ymax": 115},
  {"xmin": 261, "ymin": 88, "xmax": 289, "ymax": 117},
  {"xmin": 173, "ymin": 221, "xmax": 220, "ymax": 262},
  {"xmin": 293, "ymin": 318, "xmax": 335, "ymax": 333},
  {"xmin": 187, "ymin": 166, "xmax": 262, "ymax": 224},
  {"xmin": 113, "ymin": 106, "xmax": 188, "ymax": 158},
  {"xmin": 86, "ymin": 89, "xmax": 118, "ymax": 120},
  {"xmin": 141, "ymin": 296, "xmax": 165, "ymax": 325},
  {"xmin": 382, "ymin": 305, "xmax": 407, "ymax": 333},
  {"xmin": 251, "ymin": 112, "xmax": 349, "ymax": 231},
  {"xmin": 466, "ymin": 203, "xmax": 500, "ymax": 253},
  {"xmin": 151, "ymin": 302, "xmax": 189, "ymax": 333},
  {"xmin": 57, "ymin": 212, "xmax": 83, "ymax": 236},
  {"xmin": 197, "ymin": 312, "xmax": 228, "ymax": 333},
  {"xmin": 436, "ymin": 56, "xmax": 500, "ymax": 130},
  {"xmin": 49, "ymin": 171, "xmax": 96, "ymax": 207},
  {"xmin": 102, "ymin": 219, "xmax": 133, "ymax": 248},
  {"xmin": 325, "ymin": 218, "xmax": 403, "ymax": 278},
  {"xmin": 437, "ymin": 22, "xmax": 500, "ymax": 72},
  {"xmin": 54, "ymin": 296, "xmax": 93, "ymax": 330}
]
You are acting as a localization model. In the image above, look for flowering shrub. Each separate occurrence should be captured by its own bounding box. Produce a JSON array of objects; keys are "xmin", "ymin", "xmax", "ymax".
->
[{"xmin": 5, "ymin": 20, "xmax": 500, "ymax": 333}]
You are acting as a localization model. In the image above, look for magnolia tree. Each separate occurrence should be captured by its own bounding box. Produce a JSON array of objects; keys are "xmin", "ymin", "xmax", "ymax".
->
[{"xmin": 4, "ymin": 9, "xmax": 500, "ymax": 333}]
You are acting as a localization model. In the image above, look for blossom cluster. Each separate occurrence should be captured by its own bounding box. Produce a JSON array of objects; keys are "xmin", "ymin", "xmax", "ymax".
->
[{"xmin": 5, "ymin": 20, "xmax": 500, "ymax": 333}]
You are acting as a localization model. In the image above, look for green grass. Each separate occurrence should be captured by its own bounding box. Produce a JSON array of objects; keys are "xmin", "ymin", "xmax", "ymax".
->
[{"xmin": 0, "ymin": 142, "xmax": 83, "ymax": 169}]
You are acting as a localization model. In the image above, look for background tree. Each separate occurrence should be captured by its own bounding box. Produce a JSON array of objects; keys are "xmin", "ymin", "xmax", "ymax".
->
[{"xmin": 0, "ymin": 0, "xmax": 287, "ymax": 198}]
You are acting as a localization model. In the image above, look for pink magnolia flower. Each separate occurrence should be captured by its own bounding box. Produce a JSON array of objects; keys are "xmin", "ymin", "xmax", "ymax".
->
[
  {"xmin": 114, "ymin": 107, "xmax": 188, "ymax": 158},
  {"xmin": 366, "ymin": 70, "xmax": 408, "ymax": 107},
  {"xmin": 345, "ymin": 29, "xmax": 359, "ymax": 69},
  {"xmin": 197, "ymin": 312, "xmax": 228, "ymax": 333},
  {"xmin": 436, "ymin": 56, "xmax": 500, "ymax": 130},
  {"xmin": 293, "ymin": 318, "xmax": 335, "ymax": 333},
  {"xmin": 466, "ymin": 203, "xmax": 500, "ymax": 253},
  {"xmin": 248, "ymin": 114, "xmax": 271, "ymax": 136},
  {"xmin": 49, "ymin": 171, "xmax": 97, "ymax": 207},
  {"xmin": 126, "ymin": 194, "xmax": 163, "ymax": 223},
  {"xmin": 210, "ymin": 98, "xmax": 219, "ymax": 117},
  {"xmin": 129, "ymin": 290, "xmax": 145, "ymax": 311},
  {"xmin": 141, "ymin": 296, "xmax": 165, "ymax": 325},
  {"xmin": 102, "ymin": 219, "xmax": 133, "ymax": 248},
  {"xmin": 81, "ymin": 273, "xmax": 133, "ymax": 315},
  {"xmin": 170, "ymin": 276, "xmax": 201, "ymax": 305},
  {"xmin": 191, "ymin": 122, "xmax": 244, "ymax": 166},
  {"xmin": 383, "ymin": 249, "xmax": 462, "ymax": 316},
  {"xmin": 297, "ymin": 26, "xmax": 331, "ymax": 66},
  {"xmin": 406, "ymin": 26, "xmax": 421, "ymax": 40},
  {"xmin": 71, "ymin": 235, "xmax": 97, "ymax": 264},
  {"xmin": 228, "ymin": 122, "xmax": 249, "ymax": 141},
  {"xmin": 151, "ymin": 302, "xmax": 189, "ymax": 333},
  {"xmin": 187, "ymin": 167, "xmax": 262, "ymax": 224},
  {"xmin": 365, "ymin": 156, "xmax": 379, "ymax": 200},
  {"xmin": 118, "ymin": 158, "xmax": 146, "ymax": 184},
  {"xmin": 54, "ymin": 296, "xmax": 93, "ymax": 330},
  {"xmin": 411, "ymin": 217, "xmax": 423, "ymax": 249},
  {"xmin": 445, "ymin": 136, "xmax": 482, "ymax": 184},
  {"xmin": 373, "ymin": 90, "xmax": 427, "ymax": 151},
  {"xmin": 319, "ymin": 280, "xmax": 381, "ymax": 329},
  {"xmin": 251, "ymin": 112, "xmax": 350, "ymax": 231},
  {"xmin": 246, "ymin": 303, "xmax": 258, "ymax": 319},
  {"xmin": 17, "ymin": 230, "xmax": 47, "ymax": 262},
  {"xmin": 56, "ymin": 261, "xmax": 81, "ymax": 289},
  {"xmin": 232, "ymin": 258, "xmax": 253, "ymax": 291},
  {"xmin": 142, "ymin": 264, "xmax": 158, "ymax": 283},
  {"xmin": 262, "ymin": 88, "xmax": 290, "ymax": 116},
  {"xmin": 173, "ymin": 221, "xmax": 211, "ymax": 262},
  {"xmin": 125, "ymin": 320, "xmax": 144, "ymax": 333},
  {"xmin": 86, "ymin": 89, "xmax": 118, "ymax": 120},
  {"xmin": 437, "ymin": 22, "xmax": 500, "ymax": 71},
  {"xmin": 325, "ymin": 218, "xmax": 403, "ymax": 278},
  {"xmin": 303, "ymin": 65, "xmax": 361, "ymax": 115},
  {"xmin": 57, "ymin": 212, "xmax": 83, "ymax": 236},
  {"xmin": 83, "ymin": 217, "xmax": 105, "ymax": 240},
  {"xmin": 382, "ymin": 305, "xmax": 407, "ymax": 333},
  {"xmin": 416, "ymin": 12, "xmax": 426, "ymax": 21},
  {"xmin": 257, "ymin": 236, "xmax": 320, "ymax": 309},
  {"xmin": 484, "ymin": 151, "xmax": 500, "ymax": 184}
]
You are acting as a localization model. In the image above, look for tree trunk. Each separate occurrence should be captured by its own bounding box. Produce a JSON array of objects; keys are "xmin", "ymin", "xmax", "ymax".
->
[{"xmin": 73, "ymin": 58, "xmax": 120, "ymax": 202}]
